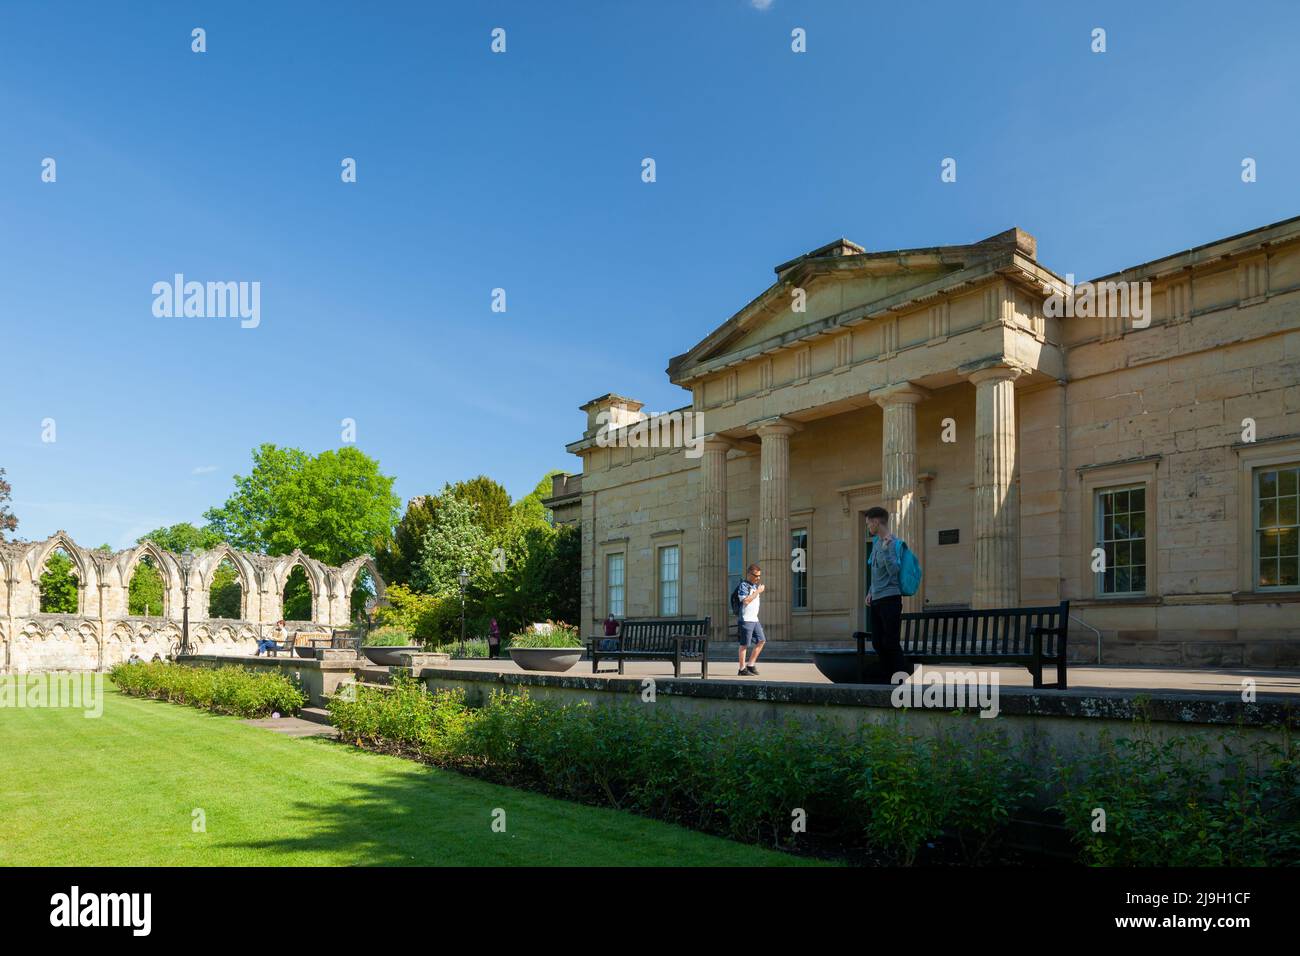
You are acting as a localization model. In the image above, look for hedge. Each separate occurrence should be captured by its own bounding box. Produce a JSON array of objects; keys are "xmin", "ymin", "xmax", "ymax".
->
[{"xmin": 110, "ymin": 661, "xmax": 306, "ymax": 719}]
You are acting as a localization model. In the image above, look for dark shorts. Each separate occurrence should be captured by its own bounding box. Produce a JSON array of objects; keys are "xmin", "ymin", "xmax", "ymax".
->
[{"xmin": 738, "ymin": 620, "xmax": 766, "ymax": 647}]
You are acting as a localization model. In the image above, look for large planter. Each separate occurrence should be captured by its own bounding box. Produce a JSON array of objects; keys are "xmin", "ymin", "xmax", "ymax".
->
[
  {"xmin": 811, "ymin": 648, "xmax": 871, "ymax": 684},
  {"xmin": 508, "ymin": 646, "xmax": 583, "ymax": 673},
  {"xmin": 362, "ymin": 645, "xmax": 425, "ymax": 667},
  {"xmin": 293, "ymin": 645, "xmax": 316, "ymax": 659}
]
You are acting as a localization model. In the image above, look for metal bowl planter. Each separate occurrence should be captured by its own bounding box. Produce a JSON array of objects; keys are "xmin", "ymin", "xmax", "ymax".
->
[
  {"xmin": 811, "ymin": 648, "xmax": 870, "ymax": 684},
  {"xmin": 507, "ymin": 646, "xmax": 584, "ymax": 672},
  {"xmin": 293, "ymin": 645, "xmax": 316, "ymax": 659}
]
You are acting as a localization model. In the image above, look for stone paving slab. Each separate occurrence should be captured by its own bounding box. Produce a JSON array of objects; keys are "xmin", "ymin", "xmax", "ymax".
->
[{"xmin": 241, "ymin": 715, "xmax": 336, "ymax": 737}]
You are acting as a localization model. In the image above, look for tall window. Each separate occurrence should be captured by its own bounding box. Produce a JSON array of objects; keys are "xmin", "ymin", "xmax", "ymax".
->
[
  {"xmin": 727, "ymin": 536, "xmax": 744, "ymax": 596},
  {"xmin": 606, "ymin": 553, "xmax": 625, "ymax": 618},
  {"xmin": 1256, "ymin": 465, "xmax": 1300, "ymax": 589},
  {"xmin": 658, "ymin": 545, "xmax": 680, "ymax": 616},
  {"xmin": 791, "ymin": 527, "xmax": 809, "ymax": 609},
  {"xmin": 1096, "ymin": 485, "xmax": 1146, "ymax": 596}
]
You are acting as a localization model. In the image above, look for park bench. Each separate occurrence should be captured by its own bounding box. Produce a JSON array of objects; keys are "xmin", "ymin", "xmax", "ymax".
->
[
  {"xmin": 266, "ymin": 631, "xmax": 298, "ymax": 657},
  {"xmin": 853, "ymin": 600, "xmax": 1070, "ymax": 689},
  {"xmin": 588, "ymin": 617, "xmax": 711, "ymax": 678}
]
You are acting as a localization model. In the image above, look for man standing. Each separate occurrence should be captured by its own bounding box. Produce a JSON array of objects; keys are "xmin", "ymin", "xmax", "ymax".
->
[
  {"xmin": 864, "ymin": 506, "xmax": 911, "ymax": 682},
  {"xmin": 734, "ymin": 563, "xmax": 766, "ymax": 676}
]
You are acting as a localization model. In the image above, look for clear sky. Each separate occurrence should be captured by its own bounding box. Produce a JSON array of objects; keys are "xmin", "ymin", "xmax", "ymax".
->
[{"xmin": 2, "ymin": 0, "xmax": 1298, "ymax": 548}]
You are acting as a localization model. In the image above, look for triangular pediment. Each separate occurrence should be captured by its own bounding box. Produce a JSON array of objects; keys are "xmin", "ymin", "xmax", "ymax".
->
[{"xmin": 667, "ymin": 229, "xmax": 1037, "ymax": 383}]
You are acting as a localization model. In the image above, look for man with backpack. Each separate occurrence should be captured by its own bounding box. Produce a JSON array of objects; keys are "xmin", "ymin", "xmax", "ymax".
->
[
  {"xmin": 730, "ymin": 563, "xmax": 766, "ymax": 676},
  {"xmin": 864, "ymin": 506, "xmax": 916, "ymax": 683}
]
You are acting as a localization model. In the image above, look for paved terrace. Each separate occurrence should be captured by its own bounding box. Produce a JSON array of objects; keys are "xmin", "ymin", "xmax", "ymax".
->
[{"xmin": 435, "ymin": 658, "xmax": 1300, "ymax": 699}]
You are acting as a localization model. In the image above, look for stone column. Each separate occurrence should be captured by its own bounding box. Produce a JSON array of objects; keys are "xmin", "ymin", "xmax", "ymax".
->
[
  {"xmin": 968, "ymin": 364, "xmax": 1022, "ymax": 608},
  {"xmin": 756, "ymin": 419, "xmax": 798, "ymax": 644},
  {"xmin": 698, "ymin": 438, "xmax": 731, "ymax": 642},
  {"xmin": 873, "ymin": 384, "xmax": 927, "ymax": 612}
]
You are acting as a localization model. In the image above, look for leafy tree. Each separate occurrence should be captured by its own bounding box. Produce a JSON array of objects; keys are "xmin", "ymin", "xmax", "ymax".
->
[
  {"xmin": 128, "ymin": 556, "xmax": 165, "ymax": 616},
  {"xmin": 447, "ymin": 476, "xmax": 512, "ymax": 536},
  {"xmin": 38, "ymin": 551, "xmax": 79, "ymax": 613},
  {"xmin": 208, "ymin": 559, "xmax": 243, "ymax": 619},
  {"xmin": 414, "ymin": 493, "xmax": 491, "ymax": 596},
  {"xmin": 375, "ymin": 495, "xmax": 437, "ymax": 587},
  {"xmin": 138, "ymin": 522, "xmax": 225, "ymax": 554},
  {"xmin": 204, "ymin": 444, "xmax": 399, "ymax": 566},
  {"xmin": 512, "ymin": 470, "xmax": 564, "ymax": 527},
  {"xmin": 0, "ymin": 468, "xmax": 17, "ymax": 539}
]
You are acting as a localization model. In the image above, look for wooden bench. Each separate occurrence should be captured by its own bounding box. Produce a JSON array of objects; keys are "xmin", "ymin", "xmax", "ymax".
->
[
  {"xmin": 588, "ymin": 618, "xmax": 711, "ymax": 678},
  {"xmin": 853, "ymin": 600, "xmax": 1070, "ymax": 689},
  {"xmin": 266, "ymin": 632, "xmax": 297, "ymax": 657}
]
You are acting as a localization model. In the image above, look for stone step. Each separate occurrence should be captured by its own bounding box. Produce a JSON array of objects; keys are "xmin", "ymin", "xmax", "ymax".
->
[{"xmin": 299, "ymin": 706, "xmax": 333, "ymax": 726}]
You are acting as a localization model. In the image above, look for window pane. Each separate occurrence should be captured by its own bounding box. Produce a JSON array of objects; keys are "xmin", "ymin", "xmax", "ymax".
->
[
  {"xmin": 1131, "ymin": 539, "xmax": 1145, "ymax": 565},
  {"xmin": 1131, "ymin": 487, "xmax": 1145, "ymax": 512},
  {"xmin": 1280, "ymin": 529, "xmax": 1299, "ymax": 558},
  {"xmin": 1132, "ymin": 566, "xmax": 1146, "ymax": 592},
  {"xmin": 1260, "ymin": 500, "xmax": 1277, "ymax": 528},
  {"xmin": 1280, "ymin": 469, "xmax": 1298, "ymax": 496},
  {"xmin": 1280, "ymin": 497, "xmax": 1297, "ymax": 527},
  {"xmin": 1115, "ymin": 567, "xmax": 1131, "ymax": 593},
  {"xmin": 1130, "ymin": 512, "xmax": 1145, "ymax": 537},
  {"xmin": 1260, "ymin": 531, "xmax": 1279, "ymax": 558},
  {"xmin": 1260, "ymin": 471, "xmax": 1278, "ymax": 498},
  {"xmin": 1282, "ymin": 557, "xmax": 1300, "ymax": 588},
  {"xmin": 1260, "ymin": 559, "xmax": 1278, "ymax": 588}
]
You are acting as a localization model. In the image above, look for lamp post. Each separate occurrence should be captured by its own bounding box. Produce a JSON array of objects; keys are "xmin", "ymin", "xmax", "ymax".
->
[
  {"xmin": 457, "ymin": 568, "xmax": 469, "ymax": 656},
  {"xmin": 179, "ymin": 548, "xmax": 193, "ymax": 658}
]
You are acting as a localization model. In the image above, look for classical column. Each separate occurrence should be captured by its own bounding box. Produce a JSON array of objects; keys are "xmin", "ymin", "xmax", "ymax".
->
[
  {"xmin": 873, "ymin": 384, "xmax": 927, "ymax": 612},
  {"xmin": 756, "ymin": 419, "xmax": 799, "ymax": 644},
  {"xmin": 968, "ymin": 364, "xmax": 1022, "ymax": 608},
  {"xmin": 698, "ymin": 438, "xmax": 731, "ymax": 641}
]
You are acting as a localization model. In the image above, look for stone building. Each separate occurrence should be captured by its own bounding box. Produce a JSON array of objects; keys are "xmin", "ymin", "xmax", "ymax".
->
[
  {"xmin": 0, "ymin": 532, "xmax": 383, "ymax": 672},
  {"xmin": 549, "ymin": 217, "xmax": 1300, "ymax": 666}
]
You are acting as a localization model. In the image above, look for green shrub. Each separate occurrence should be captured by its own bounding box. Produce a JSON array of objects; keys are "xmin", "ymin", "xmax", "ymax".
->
[
  {"xmin": 506, "ymin": 621, "xmax": 581, "ymax": 648},
  {"xmin": 363, "ymin": 625, "xmax": 413, "ymax": 646},
  {"xmin": 109, "ymin": 661, "xmax": 305, "ymax": 718}
]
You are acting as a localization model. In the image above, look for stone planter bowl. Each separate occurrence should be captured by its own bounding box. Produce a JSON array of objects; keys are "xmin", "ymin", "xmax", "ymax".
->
[
  {"xmin": 362, "ymin": 645, "xmax": 425, "ymax": 667},
  {"xmin": 508, "ymin": 646, "xmax": 584, "ymax": 672},
  {"xmin": 293, "ymin": 645, "xmax": 316, "ymax": 659}
]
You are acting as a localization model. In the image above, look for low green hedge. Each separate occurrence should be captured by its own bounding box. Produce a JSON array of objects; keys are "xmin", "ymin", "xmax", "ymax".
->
[
  {"xmin": 110, "ymin": 661, "xmax": 306, "ymax": 718},
  {"xmin": 328, "ymin": 678, "xmax": 1300, "ymax": 866}
]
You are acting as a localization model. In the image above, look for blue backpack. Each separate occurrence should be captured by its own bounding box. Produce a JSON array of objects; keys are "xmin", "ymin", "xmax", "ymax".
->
[{"xmin": 877, "ymin": 537, "xmax": 923, "ymax": 596}]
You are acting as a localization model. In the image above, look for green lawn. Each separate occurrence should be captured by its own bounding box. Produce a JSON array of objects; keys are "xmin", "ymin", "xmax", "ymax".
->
[{"xmin": 0, "ymin": 687, "xmax": 817, "ymax": 866}]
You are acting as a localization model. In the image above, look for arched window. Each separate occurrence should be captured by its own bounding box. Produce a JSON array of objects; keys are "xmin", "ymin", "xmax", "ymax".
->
[
  {"xmin": 209, "ymin": 557, "xmax": 243, "ymax": 619},
  {"xmin": 38, "ymin": 547, "xmax": 80, "ymax": 613},
  {"xmin": 128, "ymin": 554, "xmax": 166, "ymax": 616},
  {"xmin": 282, "ymin": 565, "xmax": 313, "ymax": 621}
]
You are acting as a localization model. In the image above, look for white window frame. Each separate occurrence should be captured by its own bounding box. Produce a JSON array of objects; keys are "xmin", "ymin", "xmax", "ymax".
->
[{"xmin": 657, "ymin": 544, "xmax": 681, "ymax": 617}]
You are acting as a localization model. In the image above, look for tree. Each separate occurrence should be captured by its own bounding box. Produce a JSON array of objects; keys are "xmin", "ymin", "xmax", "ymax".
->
[
  {"xmin": 447, "ymin": 476, "xmax": 512, "ymax": 536},
  {"xmin": 375, "ymin": 495, "xmax": 438, "ymax": 587},
  {"xmin": 128, "ymin": 556, "xmax": 165, "ymax": 616},
  {"xmin": 0, "ymin": 468, "xmax": 17, "ymax": 539},
  {"xmin": 208, "ymin": 560, "xmax": 243, "ymax": 619},
  {"xmin": 138, "ymin": 522, "xmax": 225, "ymax": 554},
  {"xmin": 204, "ymin": 444, "xmax": 400, "ymax": 566},
  {"xmin": 38, "ymin": 551, "xmax": 79, "ymax": 613},
  {"xmin": 414, "ymin": 493, "xmax": 491, "ymax": 596}
]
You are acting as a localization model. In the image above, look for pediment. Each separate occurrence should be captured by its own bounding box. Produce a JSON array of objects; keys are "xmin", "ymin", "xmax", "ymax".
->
[{"xmin": 667, "ymin": 228, "xmax": 1037, "ymax": 383}]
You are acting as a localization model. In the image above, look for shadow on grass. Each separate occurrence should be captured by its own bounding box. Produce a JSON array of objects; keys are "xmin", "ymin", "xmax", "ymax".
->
[{"xmin": 212, "ymin": 738, "xmax": 804, "ymax": 867}]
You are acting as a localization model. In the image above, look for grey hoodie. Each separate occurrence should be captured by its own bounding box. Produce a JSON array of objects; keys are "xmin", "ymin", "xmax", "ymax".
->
[{"xmin": 869, "ymin": 535, "xmax": 902, "ymax": 601}]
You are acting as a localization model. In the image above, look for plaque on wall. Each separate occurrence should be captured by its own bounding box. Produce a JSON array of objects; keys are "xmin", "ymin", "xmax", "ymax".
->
[{"xmin": 938, "ymin": 529, "xmax": 960, "ymax": 545}]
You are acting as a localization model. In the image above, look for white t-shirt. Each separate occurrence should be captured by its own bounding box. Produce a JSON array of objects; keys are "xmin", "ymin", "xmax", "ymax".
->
[{"xmin": 739, "ymin": 581, "xmax": 761, "ymax": 622}]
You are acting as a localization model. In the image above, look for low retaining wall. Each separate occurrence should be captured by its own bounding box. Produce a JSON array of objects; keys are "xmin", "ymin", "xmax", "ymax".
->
[
  {"xmin": 181, "ymin": 653, "xmax": 360, "ymax": 707},
  {"xmin": 419, "ymin": 667, "xmax": 1299, "ymax": 781}
]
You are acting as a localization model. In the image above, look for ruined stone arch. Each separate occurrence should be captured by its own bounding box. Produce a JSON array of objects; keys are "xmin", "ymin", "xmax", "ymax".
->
[
  {"xmin": 272, "ymin": 551, "xmax": 323, "ymax": 622},
  {"xmin": 199, "ymin": 545, "xmax": 257, "ymax": 620},
  {"xmin": 119, "ymin": 541, "xmax": 176, "ymax": 617},
  {"xmin": 27, "ymin": 531, "xmax": 91, "ymax": 615}
]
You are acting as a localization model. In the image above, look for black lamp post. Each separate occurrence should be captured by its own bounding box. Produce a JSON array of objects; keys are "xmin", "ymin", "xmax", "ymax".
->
[
  {"xmin": 457, "ymin": 567, "xmax": 469, "ymax": 656},
  {"xmin": 179, "ymin": 548, "xmax": 193, "ymax": 657}
]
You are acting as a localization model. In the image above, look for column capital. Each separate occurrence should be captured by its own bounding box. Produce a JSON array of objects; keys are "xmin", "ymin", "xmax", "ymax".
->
[
  {"xmin": 869, "ymin": 382, "xmax": 930, "ymax": 407},
  {"xmin": 960, "ymin": 359, "xmax": 1030, "ymax": 387},
  {"xmin": 751, "ymin": 416, "xmax": 802, "ymax": 439},
  {"xmin": 701, "ymin": 435, "xmax": 743, "ymax": 454}
]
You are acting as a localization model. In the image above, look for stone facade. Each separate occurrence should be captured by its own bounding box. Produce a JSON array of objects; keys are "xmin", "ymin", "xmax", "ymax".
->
[
  {"xmin": 0, "ymin": 532, "xmax": 384, "ymax": 672},
  {"xmin": 559, "ymin": 220, "xmax": 1300, "ymax": 666}
]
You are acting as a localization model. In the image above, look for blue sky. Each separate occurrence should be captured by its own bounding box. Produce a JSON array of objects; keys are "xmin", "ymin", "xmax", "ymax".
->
[{"xmin": 2, "ymin": 0, "xmax": 1298, "ymax": 549}]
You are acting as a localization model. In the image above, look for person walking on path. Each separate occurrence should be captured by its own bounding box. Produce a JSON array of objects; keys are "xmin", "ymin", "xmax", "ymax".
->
[
  {"xmin": 733, "ymin": 563, "xmax": 766, "ymax": 676},
  {"xmin": 864, "ymin": 506, "xmax": 911, "ymax": 682}
]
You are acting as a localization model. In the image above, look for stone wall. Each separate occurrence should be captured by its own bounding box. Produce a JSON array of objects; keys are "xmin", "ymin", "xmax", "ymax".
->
[{"xmin": 0, "ymin": 532, "xmax": 384, "ymax": 673}]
